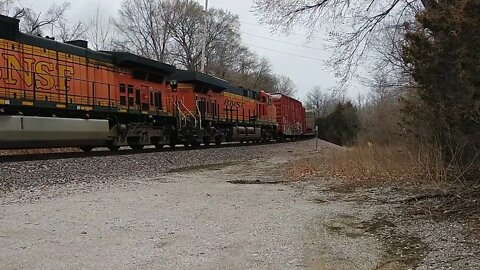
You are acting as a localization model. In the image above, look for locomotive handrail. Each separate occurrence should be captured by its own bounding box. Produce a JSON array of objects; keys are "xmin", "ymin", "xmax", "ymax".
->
[
  {"xmin": 177, "ymin": 100, "xmax": 197, "ymax": 128},
  {"xmin": 173, "ymin": 100, "xmax": 187, "ymax": 130},
  {"xmin": 195, "ymin": 100, "xmax": 202, "ymax": 130}
]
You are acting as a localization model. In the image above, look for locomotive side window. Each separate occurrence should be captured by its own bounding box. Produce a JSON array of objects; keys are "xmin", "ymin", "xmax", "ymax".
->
[
  {"xmin": 155, "ymin": 92, "xmax": 162, "ymax": 110},
  {"xmin": 135, "ymin": 90, "xmax": 141, "ymax": 105}
]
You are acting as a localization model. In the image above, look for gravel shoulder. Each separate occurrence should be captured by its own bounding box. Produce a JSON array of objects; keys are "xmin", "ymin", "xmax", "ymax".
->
[{"xmin": 1, "ymin": 140, "xmax": 478, "ymax": 269}]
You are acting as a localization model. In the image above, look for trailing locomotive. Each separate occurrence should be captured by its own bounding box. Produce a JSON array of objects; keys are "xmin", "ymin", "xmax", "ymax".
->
[
  {"xmin": 0, "ymin": 14, "xmax": 285, "ymax": 151},
  {"xmin": 168, "ymin": 71, "xmax": 278, "ymax": 147}
]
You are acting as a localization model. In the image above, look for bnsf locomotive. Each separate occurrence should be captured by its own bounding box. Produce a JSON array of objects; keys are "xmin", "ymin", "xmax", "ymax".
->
[{"xmin": 0, "ymin": 15, "xmax": 309, "ymax": 152}]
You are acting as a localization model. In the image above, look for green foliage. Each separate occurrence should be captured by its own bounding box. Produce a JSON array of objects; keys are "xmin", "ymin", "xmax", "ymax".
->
[
  {"xmin": 317, "ymin": 102, "xmax": 360, "ymax": 146},
  {"xmin": 402, "ymin": 0, "xmax": 480, "ymax": 177}
]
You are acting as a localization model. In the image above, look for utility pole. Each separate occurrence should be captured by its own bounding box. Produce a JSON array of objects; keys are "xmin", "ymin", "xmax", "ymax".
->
[{"xmin": 200, "ymin": 0, "xmax": 208, "ymax": 73}]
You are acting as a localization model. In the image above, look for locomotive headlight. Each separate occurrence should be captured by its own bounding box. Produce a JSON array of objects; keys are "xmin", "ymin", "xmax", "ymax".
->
[
  {"xmin": 0, "ymin": 107, "xmax": 4, "ymax": 113},
  {"xmin": 170, "ymin": 80, "xmax": 178, "ymax": 90}
]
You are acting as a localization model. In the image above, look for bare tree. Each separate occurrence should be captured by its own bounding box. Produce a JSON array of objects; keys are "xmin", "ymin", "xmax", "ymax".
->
[
  {"xmin": 0, "ymin": 0, "xmax": 13, "ymax": 15},
  {"xmin": 85, "ymin": 4, "xmax": 115, "ymax": 50},
  {"xmin": 274, "ymin": 75, "xmax": 297, "ymax": 96},
  {"xmin": 355, "ymin": 71, "xmax": 405, "ymax": 144},
  {"xmin": 167, "ymin": 0, "xmax": 204, "ymax": 70},
  {"xmin": 305, "ymin": 86, "xmax": 342, "ymax": 117},
  {"xmin": 57, "ymin": 20, "xmax": 86, "ymax": 42},
  {"xmin": 227, "ymin": 51, "xmax": 283, "ymax": 93},
  {"xmin": 115, "ymin": 0, "xmax": 173, "ymax": 61},
  {"xmin": 113, "ymin": 0, "xmax": 297, "ymax": 94},
  {"xmin": 0, "ymin": 0, "xmax": 83, "ymax": 41},
  {"xmin": 19, "ymin": 2, "xmax": 71, "ymax": 36},
  {"xmin": 228, "ymin": 47, "xmax": 260, "ymax": 86},
  {"xmin": 166, "ymin": 1, "xmax": 245, "ymax": 72},
  {"xmin": 206, "ymin": 9, "xmax": 244, "ymax": 78},
  {"xmin": 250, "ymin": 57, "xmax": 277, "ymax": 91},
  {"xmin": 0, "ymin": 0, "xmax": 24, "ymax": 18},
  {"xmin": 115, "ymin": 0, "xmax": 258, "ymax": 75},
  {"xmin": 253, "ymin": 0, "xmax": 427, "ymax": 83}
]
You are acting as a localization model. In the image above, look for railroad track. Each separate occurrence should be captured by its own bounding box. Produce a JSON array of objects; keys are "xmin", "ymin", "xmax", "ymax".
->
[{"xmin": 0, "ymin": 141, "xmax": 285, "ymax": 163}]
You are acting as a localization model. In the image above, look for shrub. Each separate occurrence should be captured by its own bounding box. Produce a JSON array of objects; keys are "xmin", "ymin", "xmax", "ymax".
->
[{"xmin": 317, "ymin": 101, "xmax": 360, "ymax": 146}]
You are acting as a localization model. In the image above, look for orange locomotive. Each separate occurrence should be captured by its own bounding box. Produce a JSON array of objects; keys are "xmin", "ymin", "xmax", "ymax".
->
[
  {"xmin": 0, "ymin": 14, "xmax": 278, "ymax": 151},
  {"xmin": 167, "ymin": 70, "xmax": 277, "ymax": 146}
]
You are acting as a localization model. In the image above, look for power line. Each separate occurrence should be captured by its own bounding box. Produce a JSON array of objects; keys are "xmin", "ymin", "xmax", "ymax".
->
[
  {"xmin": 244, "ymin": 42, "xmax": 325, "ymax": 62},
  {"xmin": 239, "ymin": 20, "xmax": 322, "ymax": 40},
  {"xmin": 240, "ymin": 31, "xmax": 324, "ymax": 51}
]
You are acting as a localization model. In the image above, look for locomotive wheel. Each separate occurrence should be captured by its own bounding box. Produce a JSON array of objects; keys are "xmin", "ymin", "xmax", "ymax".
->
[
  {"xmin": 80, "ymin": 146, "xmax": 93, "ymax": 152},
  {"xmin": 130, "ymin": 145, "xmax": 144, "ymax": 150},
  {"xmin": 108, "ymin": 145, "xmax": 120, "ymax": 151},
  {"xmin": 215, "ymin": 136, "xmax": 222, "ymax": 146},
  {"xmin": 168, "ymin": 132, "xmax": 178, "ymax": 148},
  {"xmin": 203, "ymin": 137, "xmax": 211, "ymax": 147},
  {"xmin": 191, "ymin": 141, "xmax": 201, "ymax": 148},
  {"xmin": 155, "ymin": 143, "xmax": 165, "ymax": 149}
]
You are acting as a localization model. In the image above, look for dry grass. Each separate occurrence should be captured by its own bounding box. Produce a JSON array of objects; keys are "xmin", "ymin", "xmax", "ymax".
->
[
  {"xmin": 286, "ymin": 144, "xmax": 446, "ymax": 189},
  {"xmin": 287, "ymin": 143, "xmax": 480, "ymax": 219}
]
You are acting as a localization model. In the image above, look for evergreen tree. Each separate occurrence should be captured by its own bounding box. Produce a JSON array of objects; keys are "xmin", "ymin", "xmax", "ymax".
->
[
  {"xmin": 317, "ymin": 102, "xmax": 360, "ymax": 146},
  {"xmin": 402, "ymin": 0, "xmax": 480, "ymax": 175}
]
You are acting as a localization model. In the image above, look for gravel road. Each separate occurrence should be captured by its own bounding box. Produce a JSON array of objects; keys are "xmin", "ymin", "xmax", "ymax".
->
[{"xmin": 1, "ymin": 140, "xmax": 478, "ymax": 269}]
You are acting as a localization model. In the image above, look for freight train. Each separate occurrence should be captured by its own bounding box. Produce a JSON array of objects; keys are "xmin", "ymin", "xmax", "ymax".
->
[{"xmin": 0, "ymin": 15, "xmax": 311, "ymax": 152}]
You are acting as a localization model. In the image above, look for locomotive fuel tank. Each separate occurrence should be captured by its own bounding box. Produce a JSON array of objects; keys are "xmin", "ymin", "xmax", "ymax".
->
[
  {"xmin": 0, "ymin": 115, "xmax": 110, "ymax": 149},
  {"xmin": 231, "ymin": 126, "xmax": 262, "ymax": 141}
]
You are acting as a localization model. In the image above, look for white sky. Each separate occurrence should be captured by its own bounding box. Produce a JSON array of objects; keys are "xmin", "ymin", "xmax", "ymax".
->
[{"xmin": 24, "ymin": 0, "xmax": 369, "ymax": 100}]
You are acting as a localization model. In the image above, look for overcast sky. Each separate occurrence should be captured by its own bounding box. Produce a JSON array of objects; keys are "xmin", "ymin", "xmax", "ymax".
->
[{"xmin": 25, "ymin": 0, "xmax": 368, "ymax": 100}]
